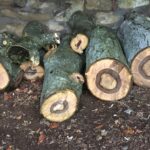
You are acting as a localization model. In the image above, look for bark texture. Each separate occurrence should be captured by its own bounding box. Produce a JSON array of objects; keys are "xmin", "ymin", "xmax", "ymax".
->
[
  {"xmin": 8, "ymin": 33, "xmax": 58, "ymax": 65},
  {"xmin": 86, "ymin": 26, "xmax": 128, "ymax": 69},
  {"xmin": 118, "ymin": 13, "xmax": 150, "ymax": 64}
]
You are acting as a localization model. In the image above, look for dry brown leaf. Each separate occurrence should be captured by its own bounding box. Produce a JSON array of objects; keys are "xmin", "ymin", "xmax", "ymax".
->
[
  {"xmin": 49, "ymin": 122, "xmax": 59, "ymax": 129},
  {"xmin": 37, "ymin": 132, "xmax": 46, "ymax": 145},
  {"xmin": 123, "ymin": 127, "xmax": 135, "ymax": 136}
]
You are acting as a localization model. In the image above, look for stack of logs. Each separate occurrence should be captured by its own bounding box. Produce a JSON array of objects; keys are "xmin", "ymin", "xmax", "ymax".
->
[{"xmin": 0, "ymin": 11, "xmax": 150, "ymax": 122}]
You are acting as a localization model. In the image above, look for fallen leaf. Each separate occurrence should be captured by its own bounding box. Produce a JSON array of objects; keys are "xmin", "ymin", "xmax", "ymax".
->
[
  {"xmin": 37, "ymin": 132, "xmax": 46, "ymax": 145},
  {"xmin": 49, "ymin": 122, "xmax": 59, "ymax": 129},
  {"xmin": 6, "ymin": 145, "xmax": 13, "ymax": 150},
  {"xmin": 123, "ymin": 127, "xmax": 135, "ymax": 136},
  {"xmin": 95, "ymin": 124, "xmax": 104, "ymax": 129},
  {"xmin": 4, "ymin": 92, "xmax": 12, "ymax": 101}
]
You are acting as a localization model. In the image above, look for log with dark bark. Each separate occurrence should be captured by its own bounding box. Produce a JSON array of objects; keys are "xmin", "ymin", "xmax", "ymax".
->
[
  {"xmin": 68, "ymin": 11, "xmax": 95, "ymax": 54},
  {"xmin": 40, "ymin": 35, "xmax": 84, "ymax": 122},
  {"xmin": 8, "ymin": 33, "xmax": 59, "ymax": 66},
  {"xmin": 0, "ymin": 55, "xmax": 23, "ymax": 91},
  {"xmin": 118, "ymin": 13, "xmax": 150, "ymax": 88},
  {"xmin": 86, "ymin": 26, "xmax": 132, "ymax": 101}
]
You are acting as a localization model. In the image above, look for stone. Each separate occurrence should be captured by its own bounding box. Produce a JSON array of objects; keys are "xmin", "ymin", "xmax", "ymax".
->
[
  {"xmin": 46, "ymin": 20, "xmax": 65, "ymax": 32},
  {"xmin": 95, "ymin": 11, "xmax": 124, "ymax": 29},
  {"xmin": 117, "ymin": 0, "xmax": 150, "ymax": 9},
  {"xmin": 86, "ymin": 0, "xmax": 100, "ymax": 10},
  {"xmin": 99, "ymin": 0, "xmax": 113, "ymax": 11}
]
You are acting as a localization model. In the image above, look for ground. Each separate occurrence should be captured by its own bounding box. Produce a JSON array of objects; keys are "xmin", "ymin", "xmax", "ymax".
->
[{"xmin": 0, "ymin": 80, "xmax": 150, "ymax": 150}]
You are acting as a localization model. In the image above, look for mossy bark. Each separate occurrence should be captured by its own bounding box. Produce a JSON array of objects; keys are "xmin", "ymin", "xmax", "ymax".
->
[
  {"xmin": 40, "ymin": 35, "xmax": 84, "ymax": 122},
  {"xmin": 8, "ymin": 33, "xmax": 57, "ymax": 65},
  {"xmin": 86, "ymin": 26, "xmax": 128, "ymax": 69}
]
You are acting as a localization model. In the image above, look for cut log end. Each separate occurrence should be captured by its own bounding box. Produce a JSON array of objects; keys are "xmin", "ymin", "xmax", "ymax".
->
[
  {"xmin": 40, "ymin": 90, "xmax": 78, "ymax": 122},
  {"xmin": 86, "ymin": 59, "xmax": 132, "ymax": 101},
  {"xmin": 0, "ymin": 63, "xmax": 10, "ymax": 90},
  {"xmin": 20, "ymin": 61, "xmax": 44, "ymax": 81},
  {"xmin": 70, "ymin": 34, "xmax": 89, "ymax": 54},
  {"xmin": 131, "ymin": 47, "xmax": 150, "ymax": 88}
]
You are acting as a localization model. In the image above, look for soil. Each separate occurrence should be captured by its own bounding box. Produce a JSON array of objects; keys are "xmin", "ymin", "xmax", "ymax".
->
[{"xmin": 0, "ymin": 80, "xmax": 150, "ymax": 150}]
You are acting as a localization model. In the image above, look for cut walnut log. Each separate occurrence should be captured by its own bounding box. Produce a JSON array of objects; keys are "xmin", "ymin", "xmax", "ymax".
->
[
  {"xmin": 40, "ymin": 35, "xmax": 84, "ymax": 122},
  {"xmin": 68, "ymin": 11, "xmax": 95, "ymax": 54},
  {"xmin": 0, "ymin": 55, "xmax": 23, "ymax": 91},
  {"xmin": 86, "ymin": 26, "xmax": 132, "ymax": 101},
  {"xmin": 118, "ymin": 13, "xmax": 150, "ymax": 88}
]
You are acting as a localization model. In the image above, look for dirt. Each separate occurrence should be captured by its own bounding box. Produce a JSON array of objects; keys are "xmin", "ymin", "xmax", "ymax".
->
[{"xmin": 0, "ymin": 80, "xmax": 150, "ymax": 150}]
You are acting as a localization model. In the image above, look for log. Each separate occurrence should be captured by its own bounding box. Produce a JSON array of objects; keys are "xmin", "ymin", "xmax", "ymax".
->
[
  {"xmin": 68, "ymin": 11, "xmax": 95, "ymax": 54},
  {"xmin": 118, "ymin": 13, "xmax": 150, "ymax": 88},
  {"xmin": 86, "ymin": 26, "xmax": 132, "ymax": 101},
  {"xmin": 40, "ymin": 35, "xmax": 84, "ymax": 122},
  {"xmin": 8, "ymin": 33, "xmax": 59, "ymax": 66},
  {"xmin": 0, "ymin": 55, "xmax": 23, "ymax": 91}
]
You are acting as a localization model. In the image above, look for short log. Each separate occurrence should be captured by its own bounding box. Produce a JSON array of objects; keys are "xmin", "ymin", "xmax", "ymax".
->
[
  {"xmin": 86, "ymin": 26, "xmax": 132, "ymax": 101},
  {"xmin": 68, "ymin": 11, "xmax": 95, "ymax": 54},
  {"xmin": 40, "ymin": 35, "xmax": 84, "ymax": 122},
  {"xmin": 118, "ymin": 13, "xmax": 150, "ymax": 88}
]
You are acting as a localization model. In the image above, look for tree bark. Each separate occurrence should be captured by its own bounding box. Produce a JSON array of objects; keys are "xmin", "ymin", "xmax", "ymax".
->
[
  {"xmin": 86, "ymin": 26, "xmax": 132, "ymax": 101},
  {"xmin": 118, "ymin": 13, "xmax": 150, "ymax": 88},
  {"xmin": 68, "ymin": 11, "xmax": 95, "ymax": 54},
  {"xmin": 40, "ymin": 35, "xmax": 84, "ymax": 122},
  {"xmin": 8, "ymin": 33, "xmax": 58, "ymax": 66}
]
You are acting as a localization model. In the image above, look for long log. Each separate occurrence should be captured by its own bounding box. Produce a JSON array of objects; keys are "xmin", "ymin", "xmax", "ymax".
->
[
  {"xmin": 118, "ymin": 13, "xmax": 150, "ymax": 88},
  {"xmin": 0, "ymin": 55, "xmax": 23, "ymax": 91},
  {"xmin": 68, "ymin": 11, "xmax": 95, "ymax": 54},
  {"xmin": 40, "ymin": 35, "xmax": 84, "ymax": 122},
  {"xmin": 86, "ymin": 26, "xmax": 132, "ymax": 101}
]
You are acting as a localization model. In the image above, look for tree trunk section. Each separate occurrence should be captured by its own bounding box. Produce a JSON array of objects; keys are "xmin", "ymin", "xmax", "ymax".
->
[
  {"xmin": 40, "ymin": 35, "xmax": 84, "ymax": 122},
  {"xmin": 86, "ymin": 26, "xmax": 132, "ymax": 101},
  {"xmin": 118, "ymin": 13, "xmax": 150, "ymax": 88},
  {"xmin": 68, "ymin": 11, "xmax": 95, "ymax": 54}
]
